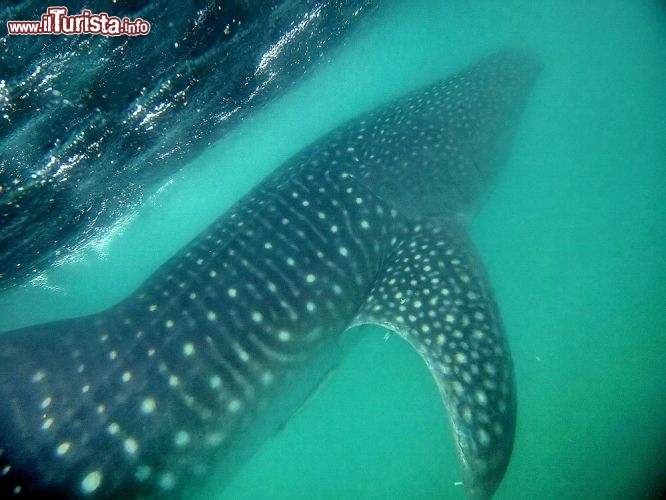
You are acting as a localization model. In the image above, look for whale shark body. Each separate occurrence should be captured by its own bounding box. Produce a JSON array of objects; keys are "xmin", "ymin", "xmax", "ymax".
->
[{"xmin": 0, "ymin": 50, "xmax": 540, "ymax": 499}]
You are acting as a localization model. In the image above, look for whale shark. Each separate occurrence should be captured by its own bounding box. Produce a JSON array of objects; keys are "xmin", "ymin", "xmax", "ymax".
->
[{"xmin": 0, "ymin": 49, "xmax": 540, "ymax": 499}]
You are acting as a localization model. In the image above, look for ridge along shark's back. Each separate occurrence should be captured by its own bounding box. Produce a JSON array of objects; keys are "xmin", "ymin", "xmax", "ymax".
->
[{"xmin": 0, "ymin": 49, "xmax": 541, "ymax": 499}]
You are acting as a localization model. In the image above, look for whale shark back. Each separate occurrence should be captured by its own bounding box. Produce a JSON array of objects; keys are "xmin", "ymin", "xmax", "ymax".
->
[{"xmin": 342, "ymin": 49, "xmax": 541, "ymax": 219}]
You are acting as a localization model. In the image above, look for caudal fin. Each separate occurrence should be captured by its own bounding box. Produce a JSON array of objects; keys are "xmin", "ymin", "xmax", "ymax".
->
[{"xmin": 349, "ymin": 217, "xmax": 514, "ymax": 499}]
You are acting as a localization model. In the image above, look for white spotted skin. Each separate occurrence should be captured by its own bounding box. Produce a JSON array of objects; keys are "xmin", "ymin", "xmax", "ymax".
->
[
  {"xmin": 0, "ymin": 50, "xmax": 539, "ymax": 498},
  {"xmin": 350, "ymin": 219, "xmax": 517, "ymax": 500},
  {"xmin": 0, "ymin": 130, "xmax": 398, "ymax": 499}
]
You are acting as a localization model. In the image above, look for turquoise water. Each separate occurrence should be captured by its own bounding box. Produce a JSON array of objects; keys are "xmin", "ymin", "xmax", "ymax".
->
[{"xmin": 1, "ymin": 0, "xmax": 665, "ymax": 498}]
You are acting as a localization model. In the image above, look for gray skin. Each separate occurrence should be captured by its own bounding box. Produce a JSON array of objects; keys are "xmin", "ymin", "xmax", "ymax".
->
[{"xmin": 0, "ymin": 50, "xmax": 540, "ymax": 499}]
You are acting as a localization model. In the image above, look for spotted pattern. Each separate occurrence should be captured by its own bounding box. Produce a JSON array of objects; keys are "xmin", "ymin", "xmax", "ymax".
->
[
  {"xmin": 0, "ymin": 169, "xmax": 396, "ymax": 498},
  {"xmin": 350, "ymin": 219, "xmax": 515, "ymax": 498},
  {"xmin": 0, "ymin": 50, "xmax": 539, "ymax": 498}
]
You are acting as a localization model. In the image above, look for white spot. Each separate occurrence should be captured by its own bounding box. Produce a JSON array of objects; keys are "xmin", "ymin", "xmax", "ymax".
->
[
  {"xmin": 277, "ymin": 330, "xmax": 291, "ymax": 342},
  {"xmin": 360, "ymin": 220, "xmax": 370, "ymax": 229},
  {"xmin": 484, "ymin": 378, "xmax": 498, "ymax": 390},
  {"xmin": 261, "ymin": 371, "xmax": 274, "ymax": 385},
  {"xmin": 81, "ymin": 384, "xmax": 90, "ymax": 393},
  {"xmin": 169, "ymin": 375, "xmax": 180, "ymax": 387},
  {"xmin": 42, "ymin": 418, "xmax": 54, "ymax": 430},
  {"xmin": 286, "ymin": 257, "xmax": 295, "ymax": 266},
  {"xmin": 41, "ymin": 397, "xmax": 52, "ymax": 409},
  {"xmin": 236, "ymin": 346, "xmax": 250, "ymax": 362},
  {"xmin": 445, "ymin": 314, "xmax": 455, "ymax": 323},
  {"xmin": 32, "ymin": 370, "xmax": 46, "ymax": 383},
  {"xmin": 124, "ymin": 438, "xmax": 138, "ymax": 455},
  {"xmin": 436, "ymin": 334, "xmax": 446, "ymax": 346},
  {"xmin": 205, "ymin": 433, "xmax": 224, "ymax": 447},
  {"xmin": 183, "ymin": 343, "xmax": 195, "ymax": 356},
  {"xmin": 189, "ymin": 292, "xmax": 197, "ymax": 300},
  {"xmin": 56, "ymin": 442, "xmax": 71, "ymax": 456},
  {"xmin": 1, "ymin": 465, "xmax": 10, "ymax": 475},
  {"xmin": 209, "ymin": 270, "xmax": 217, "ymax": 278},
  {"xmin": 228, "ymin": 399, "xmax": 242, "ymax": 413},
  {"xmin": 306, "ymin": 302, "xmax": 316, "ymax": 312},
  {"xmin": 477, "ymin": 428, "xmax": 491, "ymax": 447},
  {"xmin": 135, "ymin": 465, "xmax": 151, "ymax": 481},
  {"xmin": 305, "ymin": 273, "xmax": 316, "ymax": 283},
  {"xmin": 207, "ymin": 311, "xmax": 217, "ymax": 321},
  {"xmin": 455, "ymin": 352, "xmax": 467, "ymax": 364},
  {"xmin": 339, "ymin": 247, "xmax": 349, "ymax": 257},
  {"xmin": 472, "ymin": 329, "xmax": 485, "ymax": 340},
  {"xmin": 81, "ymin": 470, "xmax": 102, "ymax": 493},
  {"xmin": 475, "ymin": 390, "xmax": 488, "ymax": 406},
  {"xmin": 174, "ymin": 431, "xmax": 190, "ymax": 447},
  {"xmin": 141, "ymin": 398, "xmax": 156, "ymax": 414},
  {"xmin": 165, "ymin": 319, "xmax": 174, "ymax": 328},
  {"xmin": 330, "ymin": 225, "xmax": 338, "ymax": 233},
  {"xmin": 159, "ymin": 472, "xmax": 175, "ymax": 490},
  {"xmin": 109, "ymin": 350, "xmax": 118, "ymax": 360},
  {"xmin": 149, "ymin": 304, "xmax": 157, "ymax": 312},
  {"xmin": 108, "ymin": 423, "xmax": 120, "ymax": 435},
  {"xmin": 122, "ymin": 371, "xmax": 132, "ymax": 383},
  {"xmin": 264, "ymin": 242, "xmax": 273, "ymax": 249},
  {"xmin": 355, "ymin": 197, "xmax": 363, "ymax": 204},
  {"xmin": 268, "ymin": 282, "xmax": 277, "ymax": 293},
  {"xmin": 251, "ymin": 311, "xmax": 263, "ymax": 323},
  {"xmin": 209, "ymin": 375, "xmax": 222, "ymax": 389},
  {"xmin": 228, "ymin": 288, "xmax": 237, "ymax": 298},
  {"xmin": 196, "ymin": 258, "xmax": 203, "ymax": 265}
]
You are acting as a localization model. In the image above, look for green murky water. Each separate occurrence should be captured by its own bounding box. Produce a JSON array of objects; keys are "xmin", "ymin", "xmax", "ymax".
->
[{"xmin": 1, "ymin": 1, "xmax": 664, "ymax": 498}]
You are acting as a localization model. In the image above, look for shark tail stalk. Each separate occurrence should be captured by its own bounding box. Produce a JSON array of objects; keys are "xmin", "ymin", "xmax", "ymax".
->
[{"xmin": 0, "ymin": 49, "xmax": 540, "ymax": 499}]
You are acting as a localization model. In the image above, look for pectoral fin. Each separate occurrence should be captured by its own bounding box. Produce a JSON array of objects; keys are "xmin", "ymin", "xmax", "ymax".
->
[{"xmin": 348, "ymin": 218, "xmax": 515, "ymax": 499}]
